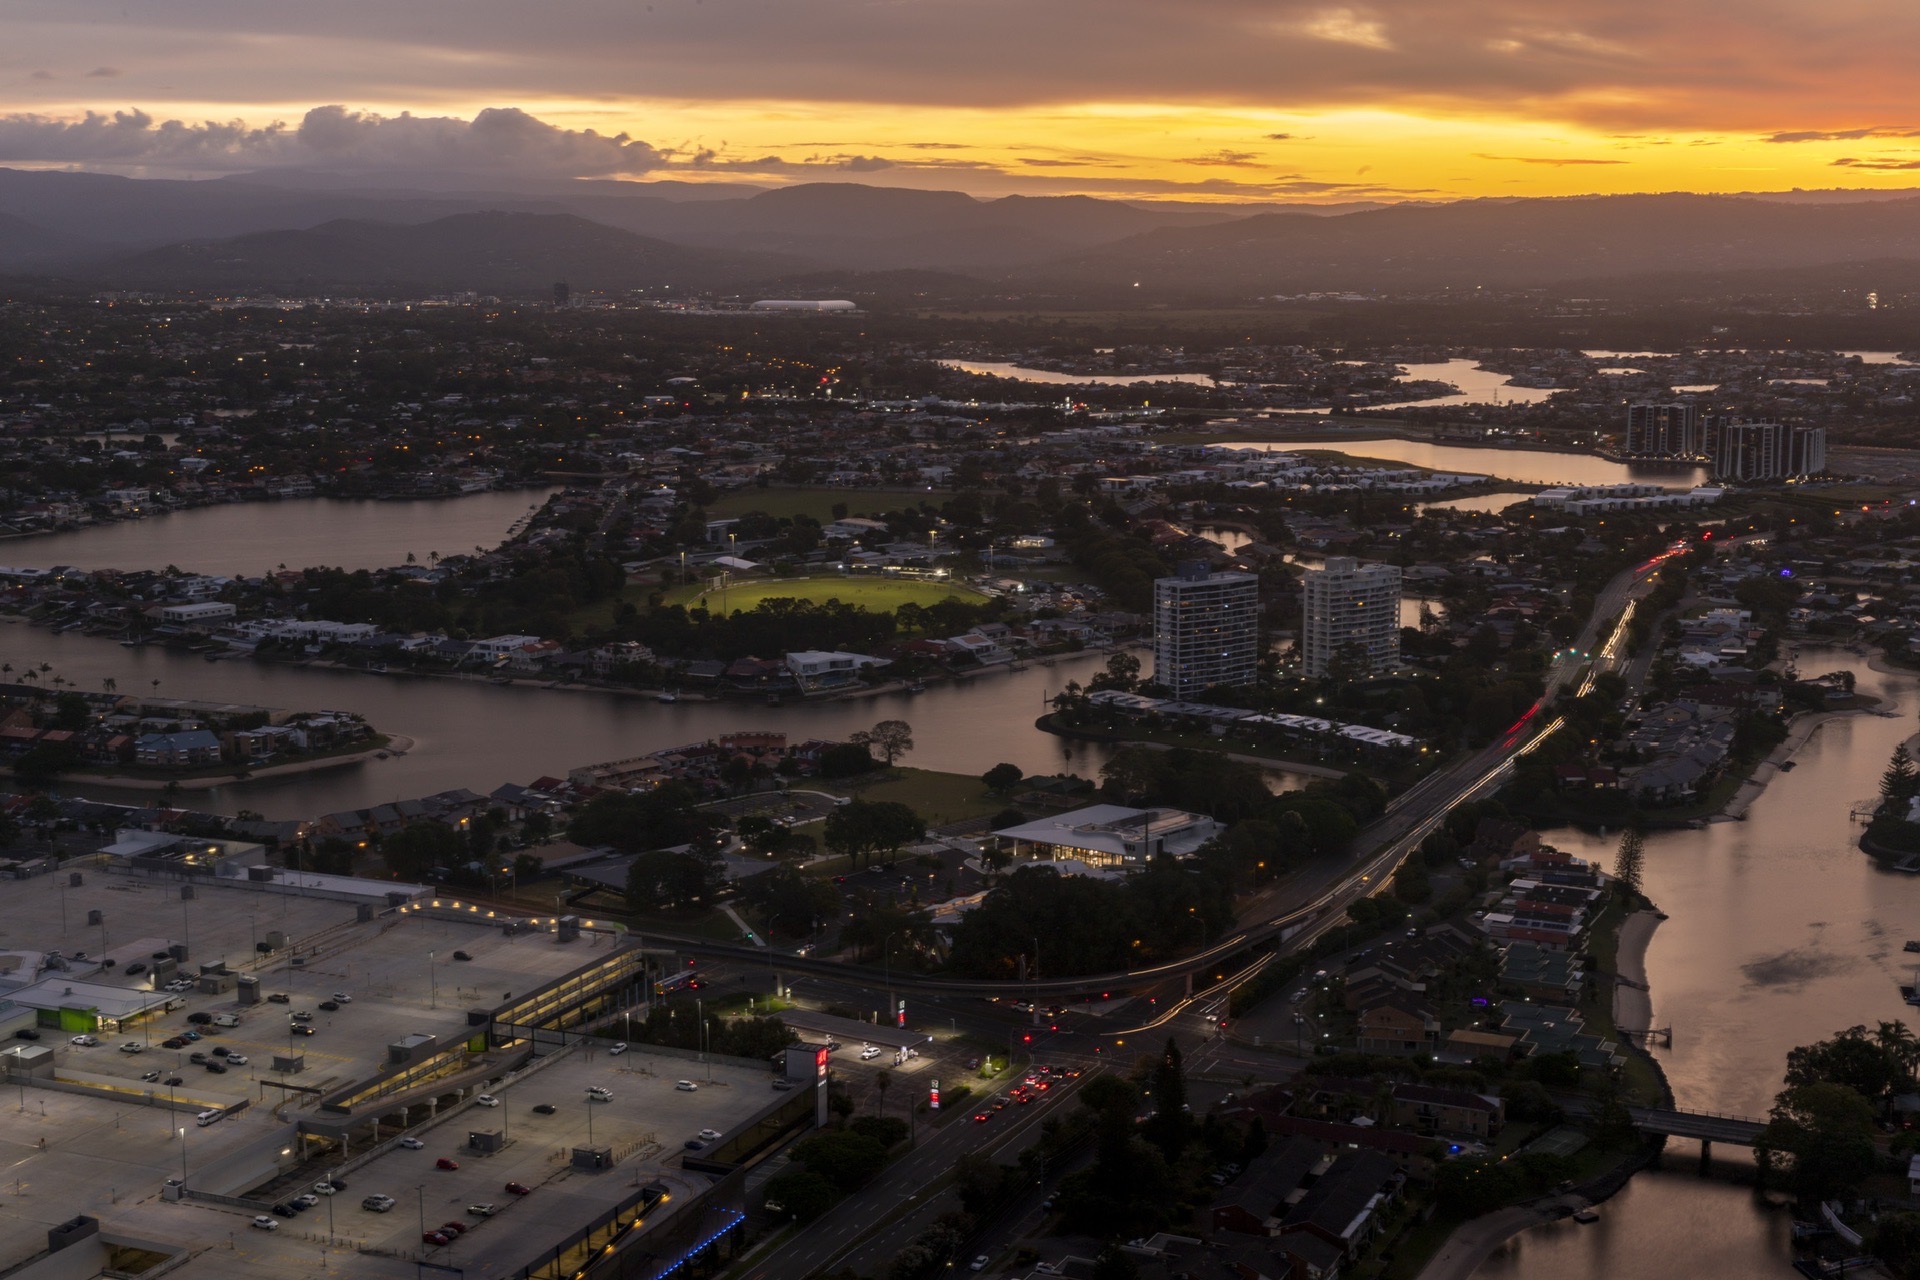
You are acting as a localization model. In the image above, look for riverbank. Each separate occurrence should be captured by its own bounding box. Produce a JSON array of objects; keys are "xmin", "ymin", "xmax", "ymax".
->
[
  {"xmin": 1718, "ymin": 707, "xmax": 1862, "ymax": 822},
  {"xmin": 0, "ymin": 734, "xmax": 414, "ymax": 792},
  {"xmin": 1035, "ymin": 712, "xmax": 1349, "ymax": 780}
]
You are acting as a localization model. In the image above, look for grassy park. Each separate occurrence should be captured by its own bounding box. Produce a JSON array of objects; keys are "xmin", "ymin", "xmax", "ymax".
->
[
  {"xmin": 705, "ymin": 486, "xmax": 947, "ymax": 522},
  {"xmin": 660, "ymin": 575, "xmax": 989, "ymax": 613}
]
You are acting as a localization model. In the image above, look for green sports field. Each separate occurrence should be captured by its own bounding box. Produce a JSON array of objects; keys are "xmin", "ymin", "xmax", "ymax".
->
[{"xmin": 661, "ymin": 575, "xmax": 989, "ymax": 612}]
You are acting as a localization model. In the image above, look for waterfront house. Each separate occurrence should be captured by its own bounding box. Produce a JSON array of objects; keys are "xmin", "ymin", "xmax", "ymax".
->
[{"xmin": 134, "ymin": 729, "xmax": 221, "ymax": 768}]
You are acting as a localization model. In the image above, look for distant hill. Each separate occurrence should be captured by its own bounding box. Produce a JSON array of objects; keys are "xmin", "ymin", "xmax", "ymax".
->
[
  {"xmin": 82, "ymin": 211, "xmax": 806, "ymax": 296},
  {"xmin": 1013, "ymin": 193, "xmax": 1920, "ymax": 298},
  {"xmin": 0, "ymin": 210, "xmax": 95, "ymax": 269}
]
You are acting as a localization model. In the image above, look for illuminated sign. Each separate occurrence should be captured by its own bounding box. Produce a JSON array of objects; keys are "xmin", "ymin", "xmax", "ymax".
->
[{"xmin": 930, "ymin": 1079, "xmax": 940, "ymax": 1111}]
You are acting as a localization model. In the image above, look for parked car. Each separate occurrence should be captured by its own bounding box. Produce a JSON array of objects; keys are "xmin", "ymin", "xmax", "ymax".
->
[
  {"xmin": 505, "ymin": 1182, "xmax": 532, "ymax": 1195},
  {"xmin": 13, "ymin": 1029, "xmax": 39, "ymax": 1041},
  {"xmin": 970, "ymin": 1257, "xmax": 990, "ymax": 1272},
  {"xmin": 204, "ymin": 1062, "xmax": 227, "ymax": 1074},
  {"xmin": 291, "ymin": 1011, "xmax": 314, "ymax": 1022},
  {"xmin": 181, "ymin": 1030, "xmax": 201, "ymax": 1042},
  {"xmin": 186, "ymin": 1013, "xmax": 212, "ymax": 1025},
  {"xmin": 267, "ymin": 993, "xmax": 290, "ymax": 1004},
  {"xmin": 291, "ymin": 1024, "xmax": 316, "ymax": 1036},
  {"xmin": 436, "ymin": 1158, "xmax": 460, "ymax": 1171},
  {"xmin": 292, "ymin": 1194, "xmax": 319, "ymax": 1209},
  {"xmin": 608, "ymin": 1042, "xmax": 627, "ymax": 1056},
  {"xmin": 119, "ymin": 1042, "xmax": 144, "ymax": 1054},
  {"xmin": 440, "ymin": 1221, "xmax": 467, "ymax": 1235},
  {"xmin": 467, "ymin": 1203, "xmax": 496, "ymax": 1217},
  {"xmin": 250, "ymin": 1215, "xmax": 278, "ymax": 1231},
  {"xmin": 399, "ymin": 1137, "xmax": 425, "ymax": 1150},
  {"xmin": 362, "ymin": 1195, "xmax": 396, "ymax": 1212},
  {"xmin": 331, "ymin": 993, "xmax": 353, "ymax": 1003},
  {"xmin": 771, "ymin": 1078, "xmax": 793, "ymax": 1091},
  {"xmin": 318, "ymin": 1001, "xmax": 339, "ymax": 1011},
  {"xmin": 162, "ymin": 1037, "xmax": 186, "ymax": 1049},
  {"xmin": 226, "ymin": 1054, "xmax": 249, "ymax": 1066},
  {"xmin": 211, "ymin": 1046, "xmax": 233, "ymax": 1057},
  {"xmin": 532, "ymin": 1104, "xmax": 557, "ymax": 1115},
  {"xmin": 189, "ymin": 1052, "xmax": 209, "ymax": 1064},
  {"xmin": 452, "ymin": 951, "xmax": 473, "ymax": 961},
  {"xmin": 698, "ymin": 1128, "xmax": 722, "ymax": 1141},
  {"xmin": 474, "ymin": 1094, "xmax": 500, "ymax": 1108},
  {"xmin": 675, "ymin": 1080, "xmax": 698, "ymax": 1092},
  {"xmin": 683, "ymin": 1139, "xmax": 705, "ymax": 1151},
  {"xmin": 69, "ymin": 1035, "xmax": 98, "ymax": 1047},
  {"xmin": 163, "ymin": 1076, "xmax": 183, "ymax": 1086},
  {"xmin": 423, "ymin": 1231, "xmax": 450, "ymax": 1246},
  {"xmin": 125, "ymin": 963, "xmax": 147, "ymax": 976},
  {"xmin": 140, "ymin": 1070, "xmax": 162, "ymax": 1083}
]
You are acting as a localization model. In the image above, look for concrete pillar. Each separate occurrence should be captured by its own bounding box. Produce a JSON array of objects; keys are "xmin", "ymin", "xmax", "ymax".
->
[
  {"xmin": 1183, "ymin": 972, "xmax": 1194, "ymax": 997},
  {"xmin": 1698, "ymin": 1139, "xmax": 1712, "ymax": 1172}
]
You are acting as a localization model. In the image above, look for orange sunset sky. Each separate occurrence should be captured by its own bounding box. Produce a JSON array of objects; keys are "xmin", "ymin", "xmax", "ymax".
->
[{"xmin": 5, "ymin": 0, "xmax": 1920, "ymax": 201}]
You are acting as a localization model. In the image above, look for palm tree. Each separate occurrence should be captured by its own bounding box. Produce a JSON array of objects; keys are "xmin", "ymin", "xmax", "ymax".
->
[
  {"xmin": 873, "ymin": 1069, "xmax": 891, "ymax": 1118},
  {"xmin": 1876, "ymin": 1021, "xmax": 1920, "ymax": 1080},
  {"xmin": 150, "ymin": 678, "xmax": 161, "ymax": 698},
  {"xmin": 101, "ymin": 678, "xmax": 116, "ymax": 695}
]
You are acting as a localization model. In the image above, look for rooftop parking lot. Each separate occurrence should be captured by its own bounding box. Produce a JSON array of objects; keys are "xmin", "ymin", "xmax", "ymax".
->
[{"xmin": 147, "ymin": 1048, "xmax": 774, "ymax": 1280}]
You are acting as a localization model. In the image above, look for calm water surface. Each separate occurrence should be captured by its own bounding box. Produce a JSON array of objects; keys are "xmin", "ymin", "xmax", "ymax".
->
[
  {"xmin": 1214, "ymin": 437, "xmax": 1709, "ymax": 489},
  {"xmin": 941, "ymin": 360, "xmax": 1217, "ymax": 387},
  {"xmin": 0, "ymin": 489, "xmax": 558, "ymax": 576},
  {"xmin": 1481, "ymin": 646, "xmax": 1920, "ymax": 1278}
]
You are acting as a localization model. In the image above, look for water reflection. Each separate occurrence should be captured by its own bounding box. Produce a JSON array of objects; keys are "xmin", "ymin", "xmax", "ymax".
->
[
  {"xmin": 1213, "ymin": 437, "xmax": 1708, "ymax": 489},
  {"xmin": 1481, "ymin": 646, "xmax": 1917, "ymax": 1277},
  {"xmin": 0, "ymin": 489, "xmax": 559, "ymax": 576}
]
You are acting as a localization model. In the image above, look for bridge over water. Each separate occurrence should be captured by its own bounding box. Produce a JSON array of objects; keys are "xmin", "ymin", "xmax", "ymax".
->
[{"xmin": 1629, "ymin": 1107, "xmax": 1767, "ymax": 1166}]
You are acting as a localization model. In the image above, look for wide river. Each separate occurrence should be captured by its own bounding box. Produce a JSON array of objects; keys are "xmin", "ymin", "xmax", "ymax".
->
[
  {"xmin": 0, "ymin": 489, "xmax": 558, "ymax": 577},
  {"xmin": 1477, "ymin": 645, "xmax": 1920, "ymax": 1278},
  {"xmin": 1214, "ymin": 436, "xmax": 1710, "ymax": 489}
]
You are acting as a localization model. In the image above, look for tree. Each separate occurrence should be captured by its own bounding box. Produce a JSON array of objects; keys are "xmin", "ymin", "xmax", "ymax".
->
[
  {"xmin": 819, "ymin": 742, "xmax": 879, "ymax": 778},
  {"xmin": 1089, "ymin": 652, "xmax": 1140, "ymax": 693},
  {"xmin": 982, "ymin": 762, "xmax": 1024, "ymax": 793},
  {"xmin": 626, "ymin": 848, "xmax": 723, "ymax": 910},
  {"xmin": 1886, "ymin": 742, "xmax": 1920, "ymax": 807},
  {"xmin": 765, "ymin": 1169, "xmax": 838, "ymax": 1223},
  {"xmin": 1870, "ymin": 1211, "xmax": 1920, "ymax": 1280},
  {"xmin": 1757, "ymin": 1081, "xmax": 1878, "ymax": 1202},
  {"xmin": 1614, "ymin": 826, "xmax": 1646, "ymax": 898},
  {"xmin": 853, "ymin": 719, "xmax": 916, "ymax": 768},
  {"xmin": 874, "ymin": 1068, "xmax": 891, "ymax": 1117},
  {"xmin": 380, "ymin": 822, "xmax": 465, "ymax": 880},
  {"xmin": 824, "ymin": 800, "xmax": 926, "ymax": 872}
]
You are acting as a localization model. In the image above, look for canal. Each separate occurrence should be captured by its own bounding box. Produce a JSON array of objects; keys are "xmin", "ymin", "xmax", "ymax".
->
[{"xmin": 1477, "ymin": 645, "xmax": 1920, "ymax": 1277}]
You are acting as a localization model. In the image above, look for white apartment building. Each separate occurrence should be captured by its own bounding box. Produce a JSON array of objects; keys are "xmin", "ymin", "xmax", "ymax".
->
[
  {"xmin": 1302, "ymin": 557, "xmax": 1402, "ymax": 679},
  {"xmin": 1153, "ymin": 564, "xmax": 1260, "ymax": 697}
]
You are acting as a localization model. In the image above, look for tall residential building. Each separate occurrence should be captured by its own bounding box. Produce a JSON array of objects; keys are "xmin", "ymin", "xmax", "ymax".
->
[
  {"xmin": 1302, "ymin": 557, "xmax": 1402, "ymax": 679},
  {"xmin": 1713, "ymin": 422, "xmax": 1826, "ymax": 481},
  {"xmin": 1624, "ymin": 403, "xmax": 1702, "ymax": 458},
  {"xmin": 1153, "ymin": 563, "xmax": 1260, "ymax": 697}
]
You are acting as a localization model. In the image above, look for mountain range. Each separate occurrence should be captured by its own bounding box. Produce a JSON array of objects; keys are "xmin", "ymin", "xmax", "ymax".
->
[{"xmin": 3, "ymin": 168, "xmax": 1920, "ymax": 303}]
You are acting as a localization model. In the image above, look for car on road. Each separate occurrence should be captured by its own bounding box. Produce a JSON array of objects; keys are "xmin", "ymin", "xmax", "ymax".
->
[
  {"xmin": 973, "ymin": 1112, "xmax": 991, "ymax": 1123},
  {"xmin": 250, "ymin": 1215, "xmax": 278, "ymax": 1231},
  {"xmin": 163, "ymin": 1075, "xmax": 183, "ymax": 1086},
  {"xmin": 970, "ymin": 1256, "xmax": 990, "ymax": 1272},
  {"xmin": 69, "ymin": 1035, "xmax": 98, "ymax": 1047},
  {"xmin": 119, "ymin": 1041, "xmax": 144, "ymax": 1053},
  {"xmin": 675, "ymin": 1080, "xmax": 698, "ymax": 1092},
  {"xmin": 331, "ymin": 993, "xmax": 353, "ymax": 1003},
  {"xmin": 505, "ymin": 1182, "xmax": 532, "ymax": 1196},
  {"xmin": 452, "ymin": 951, "xmax": 472, "ymax": 961},
  {"xmin": 475, "ymin": 1094, "xmax": 500, "ymax": 1107},
  {"xmin": 992, "ymin": 1098, "xmax": 1009, "ymax": 1110},
  {"xmin": 1290, "ymin": 989, "xmax": 1308, "ymax": 1004},
  {"xmin": 608, "ymin": 1042, "xmax": 627, "ymax": 1055},
  {"xmin": 267, "ymin": 993, "xmax": 290, "ymax": 1004},
  {"xmin": 683, "ymin": 1140, "xmax": 705, "ymax": 1151},
  {"xmin": 318, "ymin": 1001, "xmax": 339, "ymax": 1011},
  {"xmin": 291, "ymin": 1010, "xmax": 314, "ymax": 1022},
  {"xmin": 398, "ymin": 1137, "xmax": 425, "ymax": 1150},
  {"xmin": 532, "ymin": 1104, "xmax": 557, "ymax": 1115},
  {"xmin": 467, "ymin": 1203, "xmax": 495, "ymax": 1217},
  {"xmin": 436, "ymin": 1157, "xmax": 460, "ymax": 1171},
  {"xmin": 291, "ymin": 1024, "xmax": 316, "ymax": 1036}
]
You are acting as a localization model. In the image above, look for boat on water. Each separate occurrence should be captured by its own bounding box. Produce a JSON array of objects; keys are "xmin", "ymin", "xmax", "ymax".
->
[
  {"xmin": 657, "ymin": 691, "xmax": 679, "ymax": 704},
  {"xmin": 905, "ymin": 681, "xmax": 926, "ymax": 694},
  {"xmin": 119, "ymin": 638, "xmax": 144, "ymax": 647},
  {"xmin": 1905, "ymin": 941, "xmax": 1920, "ymax": 954},
  {"xmin": 1572, "ymin": 1208, "xmax": 1599, "ymax": 1224}
]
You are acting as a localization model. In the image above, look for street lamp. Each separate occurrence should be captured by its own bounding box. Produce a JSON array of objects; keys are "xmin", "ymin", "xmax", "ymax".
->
[{"xmin": 428, "ymin": 951, "xmax": 437, "ymax": 1010}]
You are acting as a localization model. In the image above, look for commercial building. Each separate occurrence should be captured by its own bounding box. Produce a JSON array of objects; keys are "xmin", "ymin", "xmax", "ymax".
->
[
  {"xmin": 1153, "ymin": 563, "xmax": 1260, "ymax": 697},
  {"xmin": 990, "ymin": 803, "xmax": 1224, "ymax": 868},
  {"xmin": 1713, "ymin": 422, "xmax": 1827, "ymax": 481},
  {"xmin": 1624, "ymin": 402, "xmax": 1702, "ymax": 458},
  {"xmin": 1302, "ymin": 557, "xmax": 1401, "ymax": 678}
]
